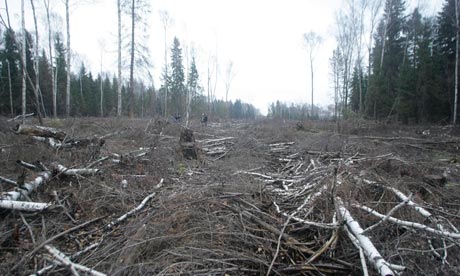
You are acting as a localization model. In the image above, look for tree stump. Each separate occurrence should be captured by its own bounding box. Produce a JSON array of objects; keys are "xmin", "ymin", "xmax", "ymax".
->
[{"xmin": 179, "ymin": 128, "xmax": 198, "ymax": 160}]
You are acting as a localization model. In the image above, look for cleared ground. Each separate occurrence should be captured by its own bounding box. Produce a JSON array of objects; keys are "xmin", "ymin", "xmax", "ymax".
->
[{"xmin": 1, "ymin": 117, "xmax": 460, "ymax": 275}]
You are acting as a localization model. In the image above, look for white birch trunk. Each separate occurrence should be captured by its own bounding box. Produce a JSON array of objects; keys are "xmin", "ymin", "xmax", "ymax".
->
[
  {"xmin": 52, "ymin": 163, "xmax": 99, "ymax": 176},
  {"xmin": 117, "ymin": 0, "xmax": 122, "ymax": 116},
  {"xmin": 105, "ymin": 191, "xmax": 156, "ymax": 229},
  {"xmin": 45, "ymin": 245, "xmax": 106, "ymax": 276},
  {"xmin": 44, "ymin": 0, "xmax": 56, "ymax": 118},
  {"xmin": 454, "ymin": 0, "xmax": 459, "ymax": 124},
  {"xmin": 0, "ymin": 200, "xmax": 51, "ymax": 211},
  {"xmin": 105, "ymin": 179, "xmax": 162, "ymax": 229},
  {"xmin": 65, "ymin": 0, "xmax": 71, "ymax": 117},
  {"xmin": 21, "ymin": 0, "xmax": 26, "ymax": 124},
  {"xmin": 336, "ymin": 197, "xmax": 395, "ymax": 276},
  {"xmin": 354, "ymin": 204, "xmax": 460, "ymax": 239},
  {"xmin": 1, "ymin": 170, "xmax": 52, "ymax": 201}
]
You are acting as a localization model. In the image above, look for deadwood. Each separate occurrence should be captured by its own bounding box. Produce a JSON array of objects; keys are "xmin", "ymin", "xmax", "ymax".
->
[
  {"xmin": 44, "ymin": 245, "xmax": 106, "ymax": 276},
  {"xmin": 13, "ymin": 124, "xmax": 67, "ymax": 140},
  {"xmin": 336, "ymin": 197, "xmax": 396, "ymax": 276}
]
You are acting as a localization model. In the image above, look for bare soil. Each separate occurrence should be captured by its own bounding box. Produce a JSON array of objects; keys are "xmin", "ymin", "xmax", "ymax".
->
[{"xmin": 1, "ymin": 117, "xmax": 460, "ymax": 275}]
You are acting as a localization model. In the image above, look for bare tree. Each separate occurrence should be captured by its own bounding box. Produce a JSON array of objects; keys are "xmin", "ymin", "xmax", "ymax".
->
[
  {"xmin": 207, "ymin": 54, "xmax": 215, "ymax": 112},
  {"xmin": 30, "ymin": 0, "xmax": 46, "ymax": 119},
  {"xmin": 99, "ymin": 39, "xmax": 105, "ymax": 117},
  {"xmin": 335, "ymin": 3, "xmax": 359, "ymax": 115},
  {"xmin": 364, "ymin": 0, "xmax": 383, "ymax": 87},
  {"xmin": 1, "ymin": 1, "xmax": 13, "ymax": 117},
  {"xmin": 43, "ymin": 0, "xmax": 57, "ymax": 117},
  {"xmin": 64, "ymin": 0, "xmax": 71, "ymax": 117},
  {"xmin": 303, "ymin": 31, "xmax": 323, "ymax": 117},
  {"xmin": 159, "ymin": 10, "xmax": 173, "ymax": 117},
  {"xmin": 224, "ymin": 60, "xmax": 235, "ymax": 103},
  {"xmin": 455, "ymin": 0, "xmax": 459, "ymax": 124},
  {"xmin": 3, "ymin": 0, "xmax": 12, "ymax": 28},
  {"xmin": 128, "ymin": 0, "xmax": 135, "ymax": 118},
  {"xmin": 330, "ymin": 48, "xmax": 343, "ymax": 122},
  {"xmin": 117, "ymin": 0, "xmax": 122, "ymax": 116},
  {"xmin": 21, "ymin": 0, "xmax": 26, "ymax": 123},
  {"xmin": 7, "ymin": 60, "xmax": 13, "ymax": 117}
]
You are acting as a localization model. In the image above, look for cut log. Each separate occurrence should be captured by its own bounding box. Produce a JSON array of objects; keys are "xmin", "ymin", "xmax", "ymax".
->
[
  {"xmin": 1, "ymin": 170, "xmax": 52, "ymax": 201},
  {"xmin": 14, "ymin": 124, "xmax": 67, "ymax": 140},
  {"xmin": 336, "ymin": 197, "xmax": 395, "ymax": 276},
  {"xmin": 0, "ymin": 200, "xmax": 51, "ymax": 211},
  {"xmin": 32, "ymin": 136, "xmax": 62, "ymax": 149},
  {"xmin": 51, "ymin": 163, "xmax": 100, "ymax": 176}
]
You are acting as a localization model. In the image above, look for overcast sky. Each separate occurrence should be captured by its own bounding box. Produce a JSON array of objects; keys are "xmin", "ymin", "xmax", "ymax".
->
[{"xmin": 3, "ymin": 0, "xmax": 445, "ymax": 114}]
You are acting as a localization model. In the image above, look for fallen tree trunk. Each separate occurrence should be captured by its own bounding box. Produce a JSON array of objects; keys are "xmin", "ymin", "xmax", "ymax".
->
[
  {"xmin": 105, "ymin": 179, "xmax": 162, "ymax": 230},
  {"xmin": 354, "ymin": 204, "xmax": 460, "ymax": 239},
  {"xmin": 51, "ymin": 163, "xmax": 100, "ymax": 176},
  {"xmin": 45, "ymin": 245, "xmax": 106, "ymax": 276},
  {"xmin": 0, "ymin": 170, "xmax": 52, "ymax": 201},
  {"xmin": 336, "ymin": 197, "xmax": 395, "ymax": 276},
  {"xmin": 0, "ymin": 200, "xmax": 51, "ymax": 211},
  {"xmin": 14, "ymin": 124, "xmax": 67, "ymax": 140}
]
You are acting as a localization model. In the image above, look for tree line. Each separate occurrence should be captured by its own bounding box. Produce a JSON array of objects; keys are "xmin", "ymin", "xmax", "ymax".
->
[
  {"xmin": 0, "ymin": 1, "xmax": 258, "ymax": 121},
  {"xmin": 333, "ymin": 0, "xmax": 460, "ymax": 124}
]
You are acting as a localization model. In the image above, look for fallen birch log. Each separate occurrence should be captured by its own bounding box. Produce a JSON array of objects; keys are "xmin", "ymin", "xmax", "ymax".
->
[
  {"xmin": 44, "ymin": 245, "xmax": 106, "ymax": 276},
  {"xmin": 32, "ymin": 136, "xmax": 63, "ymax": 149},
  {"xmin": 353, "ymin": 204, "xmax": 460, "ymax": 239},
  {"xmin": 105, "ymin": 179, "xmax": 163, "ymax": 230},
  {"xmin": 336, "ymin": 197, "xmax": 395, "ymax": 276},
  {"xmin": 0, "ymin": 200, "xmax": 51, "ymax": 211},
  {"xmin": 51, "ymin": 163, "xmax": 100, "ymax": 176},
  {"xmin": 199, "ymin": 137, "xmax": 235, "ymax": 145},
  {"xmin": 8, "ymin": 113, "xmax": 35, "ymax": 122},
  {"xmin": 14, "ymin": 124, "xmax": 67, "ymax": 140},
  {"xmin": 1, "ymin": 170, "xmax": 52, "ymax": 201},
  {"xmin": 0, "ymin": 175, "xmax": 17, "ymax": 185}
]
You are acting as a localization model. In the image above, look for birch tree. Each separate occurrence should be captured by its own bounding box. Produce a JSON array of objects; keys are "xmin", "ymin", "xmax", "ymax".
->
[
  {"xmin": 159, "ymin": 10, "xmax": 173, "ymax": 117},
  {"xmin": 21, "ymin": 0, "xmax": 26, "ymax": 123},
  {"xmin": 43, "ymin": 0, "xmax": 57, "ymax": 117},
  {"xmin": 30, "ymin": 0, "xmax": 46, "ymax": 120},
  {"xmin": 454, "ymin": 0, "xmax": 459, "ymax": 124},
  {"xmin": 335, "ymin": 6, "xmax": 358, "ymax": 115},
  {"xmin": 224, "ymin": 60, "xmax": 235, "ymax": 103},
  {"xmin": 303, "ymin": 31, "xmax": 323, "ymax": 117},
  {"xmin": 128, "ymin": 0, "xmax": 135, "ymax": 117},
  {"xmin": 117, "ymin": 0, "xmax": 122, "ymax": 116},
  {"xmin": 99, "ymin": 39, "xmax": 105, "ymax": 117}
]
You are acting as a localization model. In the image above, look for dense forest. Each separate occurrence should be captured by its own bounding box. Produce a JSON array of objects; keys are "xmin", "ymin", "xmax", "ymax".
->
[
  {"xmin": 269, "ymin": 0, "xmax": 460, "ymax": 124},
  {"xmin": 0, "ymin": 1, "xmax": 258, "ymax": 120},
  {"xmin": 1, "ymin": 0, "xmax": 459, "ymax": 124}
]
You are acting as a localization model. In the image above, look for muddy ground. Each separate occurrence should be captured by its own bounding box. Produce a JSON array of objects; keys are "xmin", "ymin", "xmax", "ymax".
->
[{"xmin": 1, "ymin": 117, "xmax": 460, "ymax": 275}]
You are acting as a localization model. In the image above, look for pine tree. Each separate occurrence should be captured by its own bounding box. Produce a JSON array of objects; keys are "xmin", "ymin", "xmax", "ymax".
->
[
  {"xmin": 169, "ymin": 37, "xmax": 185, "ymax": 116},
  {"xmin": 437, "ymin": 0, "xmax": 458, "ymax": 122},
  {"xmin": 0, "ymin": 29, "xmax": 20, "ymax": 115},
  {"xmin": 367, "ymin": 0, "xmax": 407, "ymax": 120},
  {"xmin": 54, "ymin": 33, "xmax": 67, "ymax": 115}
]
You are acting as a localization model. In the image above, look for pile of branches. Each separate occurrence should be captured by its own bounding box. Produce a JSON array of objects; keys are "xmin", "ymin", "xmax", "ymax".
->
[
  {"xmin": 237, "ymin": 140, "xmax": 460, "ymax": 275},
  {"xmin": 2, "ymin": 120, "xmax": 460, "ymax": 275}
]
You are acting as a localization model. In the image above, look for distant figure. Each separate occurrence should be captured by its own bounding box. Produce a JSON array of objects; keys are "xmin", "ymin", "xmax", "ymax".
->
[
  {"xmin": 172, "ymin": 113, "xmax": 181, "ymax": 122},
  {"xmin": 201, "ymin": 113, "xmax": 208, "ymax": 126}
]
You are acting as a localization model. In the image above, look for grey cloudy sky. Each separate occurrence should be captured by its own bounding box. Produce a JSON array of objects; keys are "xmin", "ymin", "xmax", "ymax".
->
[{"xmin": 3, "ymin": 0, "xmax": 445, "ymax": 114}]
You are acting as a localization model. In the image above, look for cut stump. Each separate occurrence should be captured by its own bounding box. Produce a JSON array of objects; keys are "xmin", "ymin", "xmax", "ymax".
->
[{"xmin": 180, "ymin": 128, "xmax": 198, "ymax": 160}]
